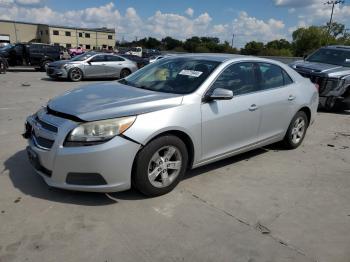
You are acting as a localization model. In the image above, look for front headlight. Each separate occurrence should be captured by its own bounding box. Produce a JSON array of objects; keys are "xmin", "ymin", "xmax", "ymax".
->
[
  {"xmin": 60, "ymin": 64, "xmax": 69, "ymax": 69},
  {"xmin": 66, "ymin": 116, "xmax": 136, "ymax": 144}
]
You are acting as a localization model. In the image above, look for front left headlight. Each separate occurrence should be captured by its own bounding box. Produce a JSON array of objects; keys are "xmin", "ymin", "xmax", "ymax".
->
[{"xmin": 66, "ymin": 116, "xmax": 136, "ymax": 144}]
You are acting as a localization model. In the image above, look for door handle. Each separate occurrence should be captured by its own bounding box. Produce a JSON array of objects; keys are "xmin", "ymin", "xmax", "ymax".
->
[
  {"xmin": 249, "ymin": 104, "xmax": 258, "ymax": 111},
  {"xmin": 288, "ymin": 95, "xmax": 296, "ymax": 101}
]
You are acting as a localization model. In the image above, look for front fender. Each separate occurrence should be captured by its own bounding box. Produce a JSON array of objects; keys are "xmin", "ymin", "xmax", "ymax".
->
[{"xmin": 123, "ymin": 103, "xmax": 202, "ymax": 165}]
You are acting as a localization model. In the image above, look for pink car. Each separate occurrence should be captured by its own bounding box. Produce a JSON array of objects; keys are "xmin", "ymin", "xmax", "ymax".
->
[{"xmin": 68, "ymin": 46, "xmax": 85, "ymax": 57}]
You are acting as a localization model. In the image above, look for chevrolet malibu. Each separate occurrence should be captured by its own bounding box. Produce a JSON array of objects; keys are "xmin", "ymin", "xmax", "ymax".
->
[
  {"xmin": 24, "ymin": 54, "xmax": 319, "ymax": 196},
  {"xmin": 46, "ymin": 52, "xmax": 138, "ymax": 81}
]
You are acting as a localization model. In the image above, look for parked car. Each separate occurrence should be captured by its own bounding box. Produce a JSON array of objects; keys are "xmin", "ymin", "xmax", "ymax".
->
[
  {"xmin": 142, "ymin": 48, "xmax": 161, "ymax": 59},
  {"xmin": 0, "ymin": 56, "xmax": 8, "ymax": 73},
  {"xmin": 0, "ymin": 43, "xmax": 60, "ymax": 70},
  {"xmin": 149, "ymin": 54, "xmax": 174, "ymax": 63},
  {"xmin": 290, "ymin": 45, "xmax": 350, "ymax": 111},
  {"xmin": 119, "ymin": 54, "xmax": 149, "ymax": 68},
  {"xmin": 125, "ymin": 46, "xmax": 142, "ymax": 57},
  {"xmin": 24, "ymin": 54, "xmax": 318, "ymax": 196},
  {"xmin": 46, "ymin": 52, "xmax": 138, "ymax": 81},
  {"xmin": 68, "ymin": 46, "xmax": 85, "ymax": 57}
]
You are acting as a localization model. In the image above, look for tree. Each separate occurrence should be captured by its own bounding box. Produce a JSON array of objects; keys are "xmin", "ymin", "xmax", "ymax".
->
[
  {"xmin": 324, "ymin": 22, "xmax": 345, "ymax": 38},
  {"xmin": 292, "ymin": 26, "xmax": 331, "ymax": 57},
  {"xmin": 241, "ymin": 41, "xmax": 264, "ymax": 55},
  {"xmin": 161, "ymin": 37, "xmax": 182, "ymax": 50},
  {"xmin": 266, "ymin": 39, "xmax": 291, "ymax": 50}
]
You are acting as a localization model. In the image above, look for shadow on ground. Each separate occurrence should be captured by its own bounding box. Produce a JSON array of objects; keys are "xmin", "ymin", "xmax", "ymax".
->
[{"xmin": 3, "ymin": 147, "xmax": 269, "ymax": 205}]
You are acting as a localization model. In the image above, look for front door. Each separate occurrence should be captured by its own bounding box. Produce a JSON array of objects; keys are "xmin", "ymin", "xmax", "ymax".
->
[
  {"xmin": 201, "ymin": 62, "xmax": 261, "ymax": 162},
  {"xmin": 85, "ymin": 54, "xmax": 107, "ymax": 77}
]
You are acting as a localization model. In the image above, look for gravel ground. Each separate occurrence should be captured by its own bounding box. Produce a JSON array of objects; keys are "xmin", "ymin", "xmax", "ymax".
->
[{"xmin": 0, "ymin": 71, "xmax": 350, "ymax": 262}]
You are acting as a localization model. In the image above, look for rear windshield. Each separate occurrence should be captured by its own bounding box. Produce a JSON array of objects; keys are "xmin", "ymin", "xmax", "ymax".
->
[
  {"xmin": 120, "ymin": 57, "xmax": 220, "ymax": 94},
  {"xmin": 306, "ymin": 48, "xmax": 350, "ymax": 67}
]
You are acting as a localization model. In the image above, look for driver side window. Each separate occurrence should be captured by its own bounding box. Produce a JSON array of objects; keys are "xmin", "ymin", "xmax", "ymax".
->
[
  {"xmin": 211, "ymin": 62, "xmax": 258, "ymax": 96},
  {"xmin": 90, "ymin": 55, "xmax": 106, "ymax": 62}
]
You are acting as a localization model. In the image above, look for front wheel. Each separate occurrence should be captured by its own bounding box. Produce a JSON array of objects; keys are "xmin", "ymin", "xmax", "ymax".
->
[
  {"xmin": 41, "ymin": 60, "xmax": 51, "ymax": 72},
  {"xmin": 0, "ymin": 60, "xmax": 6, "ymax": 74},
  {"xmin": 68, "ymin": 68, "xmax": 83, "ymax": 82},
  {"xmin": 283, "ymin": 111, "xmax": 308, "ymax": 149},
  {"xmin": 133, "ymin": 135, "xmax": 188, "ymax": 197}
]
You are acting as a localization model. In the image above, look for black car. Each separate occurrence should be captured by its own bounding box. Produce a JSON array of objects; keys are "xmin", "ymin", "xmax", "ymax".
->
[
  {"xmin": 0, "ymin": 43, "xmax": 60, "ymax": 71},
  {"xmin": 119, "ymin": 54, "xmax": 149, "ymax": 68},
  {"xmin": 290, "ymin": 45, "xmax": 350, "ymax": 111}
]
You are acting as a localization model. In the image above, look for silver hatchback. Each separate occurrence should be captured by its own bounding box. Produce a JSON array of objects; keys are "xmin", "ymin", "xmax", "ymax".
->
[
  {"xmin": 46, "ymin": 52, "xmax": 138, "ymax": 81},
  {"xmin": 25, "ymin": 54, "xmax": 319, "ymax": 196}
]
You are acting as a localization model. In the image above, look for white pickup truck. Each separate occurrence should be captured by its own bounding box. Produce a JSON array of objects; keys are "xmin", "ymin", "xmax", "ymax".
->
[{"xmin": 126, "ymin": 47, "xmax": 142, "ymax": 57}]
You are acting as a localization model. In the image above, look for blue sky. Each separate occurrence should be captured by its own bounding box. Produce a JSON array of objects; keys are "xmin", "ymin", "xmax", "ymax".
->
[{"xmin": 1, "ymin": 0, "xmax": 349, "ymax": 47}]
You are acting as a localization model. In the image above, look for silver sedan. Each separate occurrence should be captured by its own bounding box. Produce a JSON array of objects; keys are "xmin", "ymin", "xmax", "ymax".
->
[
  {"xmin": 46, "ymin": 52, "xmax": 138, "ymax": 81},
  {"xmin": 25, "ymin": 54, "xmax": 319, "ymax": 196}
]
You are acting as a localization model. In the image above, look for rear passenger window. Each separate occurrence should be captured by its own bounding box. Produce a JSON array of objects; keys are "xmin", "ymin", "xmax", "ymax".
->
[
  {"xmin": 211, "ymin": 62, "xmax": 258, "ymax": 96},
  {"xmin": 106, "ymin": 55, "xmax": 124, "ymax": 62},
  {"xmin": 258, "ymin": 63, "xmax": 293, "ymax": 89},
  {"xmin": 258, "ymin": 63, "xmax": 284, "ymax": 90}
]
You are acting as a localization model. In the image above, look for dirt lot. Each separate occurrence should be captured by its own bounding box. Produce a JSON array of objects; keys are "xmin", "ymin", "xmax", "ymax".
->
[{"xmin": 0, "ymin": 71, "xmax": 349, "ymax": 262}]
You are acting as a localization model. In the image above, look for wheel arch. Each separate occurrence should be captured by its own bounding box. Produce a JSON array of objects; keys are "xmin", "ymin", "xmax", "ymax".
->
[
  {"xmin": 133, "ymin": 129, "xmax": 195, "ymax": 169},
  {"xmin": 298, "ymin": 106, "xmax": 311, "ymax": 126}
]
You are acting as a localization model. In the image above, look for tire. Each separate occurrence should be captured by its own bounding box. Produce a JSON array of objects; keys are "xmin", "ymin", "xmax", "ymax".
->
[
  {"xmin": 133, "ymin": 135, "xmax": 188, "ymax": 197},
  {"xmin": 0, "ymin": 61, "xmax": 5, "ymax": 74},
  {"xmin": 68, "ymin": 68, "xmax": 83, "ymax": 82},
  {"xmin": 283, "ymin": 111, "xmax": 309, "ymax": 149},
  {"xmin": 120, "ymin": 68, "xmax": 131, "ymax": 79},
  {"xmin": 41, "ymin": 60, "xmax": 51, "ymax": 72}
]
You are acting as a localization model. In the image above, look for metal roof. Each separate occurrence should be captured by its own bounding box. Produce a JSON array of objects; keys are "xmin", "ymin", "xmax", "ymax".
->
[{"xmin": 0, "ymin": 19, "xmax": 115, "ymax": 33}]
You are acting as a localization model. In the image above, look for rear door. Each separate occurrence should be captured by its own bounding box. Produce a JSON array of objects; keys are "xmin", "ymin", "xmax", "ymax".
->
[
  {"xmin": 105, "ymin": 55, "xmax": 125, "ymax": 77},
  {"xmin": 255, "ymin": 62, "xmax": 296, "ymax": 141},
  {"xmin": 85, "ymin": 54, "xmax": 107, "ymax": 77}
]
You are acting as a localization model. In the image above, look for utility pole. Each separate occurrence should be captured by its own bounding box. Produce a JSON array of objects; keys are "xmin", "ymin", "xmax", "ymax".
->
[
  {"xmin": 324, "ymin": 1, "xmax": 345, "ymax": 35},
  {"xmin": 231, "ymin": 34, "xmax": 235, "ymax": 48}
]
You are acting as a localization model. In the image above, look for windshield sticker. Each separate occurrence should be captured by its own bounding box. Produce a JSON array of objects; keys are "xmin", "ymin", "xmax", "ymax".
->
[{"xmin": 179, "ymin": 70, "xmax": 203, "ymax": 77}]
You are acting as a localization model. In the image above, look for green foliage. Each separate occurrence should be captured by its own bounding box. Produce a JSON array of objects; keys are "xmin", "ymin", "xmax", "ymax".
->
[{"xmin": 241, "ymin": 41, "xmax": 264, "ymax": 55}]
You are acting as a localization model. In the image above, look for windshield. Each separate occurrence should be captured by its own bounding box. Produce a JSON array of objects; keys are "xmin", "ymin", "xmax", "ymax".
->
[
  {"xmin": 120, "ymin": 57, "xmax": 220, "ymax": 94},
  {"xmin": 306, "ymin": 48, "xmax": 350, "ymax": 67},
  {"xmin": 0, "ymin": 44, "xmax": 13, "ymax": 51},
  {"xmin": 70, "ymin": 52, "xmax": 96, "ymax": 61}
]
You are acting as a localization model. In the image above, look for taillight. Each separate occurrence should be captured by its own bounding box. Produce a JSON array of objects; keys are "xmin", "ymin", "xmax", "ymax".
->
[{"xmin": 314, "ymin": 83, "xmax": 319, "ymax": 92}]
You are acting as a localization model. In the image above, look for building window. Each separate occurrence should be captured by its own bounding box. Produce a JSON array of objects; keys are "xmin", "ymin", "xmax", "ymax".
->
[
  {"xmin": 102, "ymin": 44, "xmax": 107, "ymax": 49},
  {"xmin": 53, "ymin": 30, "xmax": 59, "ymax": 35},
  {"xmin": 85, "ymin": 33, "xmax": 90, "ymax": 38},
  {"xmin": 108, "ymin": 46, "xmax": 113, "ymax": 50},
  {"xmin": 79, "ymin": 32, "xmax": 83, "ymax": 37},
  {"xmin": 65, "ymin": 31, "xmax": 71, "ymax": 36},
  {"xmin": 45, "ymin": 30, "xmax": 49, "ymax": 35},
  {"xmin": 85, "ymin": 44, "xmax": 91, "ymax": 49},
  {"xmin": 39, "ymin": 31, "xmax": 43, "ymax": 36},
  {"xmin": 66, "ymin": 43, "xmax": 72, "ymax": 48},
  {"xmin": 54, "ymin": 43, "xmax": 60, "ymax": 46},
  {"xmin": 108, "ymin": 35, "xmax": 113, "ymax": 39}
]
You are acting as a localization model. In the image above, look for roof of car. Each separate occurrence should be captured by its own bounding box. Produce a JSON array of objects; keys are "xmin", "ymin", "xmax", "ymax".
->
[
  {"xmin": 324, "ymin": 45, "xmax": 350, "ymax": 51},
  {"xmin": 165, "ymin": 53, "xmax": 248, "ymax": 62}
]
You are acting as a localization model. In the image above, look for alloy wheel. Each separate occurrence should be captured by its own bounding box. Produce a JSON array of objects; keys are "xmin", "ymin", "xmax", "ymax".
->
[
  {"xmin": 70, "ymin": 68, "xmax": 82, "ymax": 81},
  {"xmin": 147, "ymin": 146, "xmax": 182, "ymax": 188},
  {"xmin": 291, "ymin": 117, "xmax": 305, "ymax": 144}
]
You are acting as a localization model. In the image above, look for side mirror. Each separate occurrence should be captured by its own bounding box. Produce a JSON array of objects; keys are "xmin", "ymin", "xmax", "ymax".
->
[
  {"xmin": 87, "ymin": 60, "xmax": 92, "ymax": 65},
  {"xmin": 303, "ymin": 54, "xmax": 308, "ymax": 60},
  {"xmin": 204, "ymin": 88, "xmax": 234, "ymax": 102}
]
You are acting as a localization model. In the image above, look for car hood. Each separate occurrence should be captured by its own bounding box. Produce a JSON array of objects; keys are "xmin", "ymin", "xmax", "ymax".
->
[
  {"xmin": 47, "ymin": 82, "xmax": 183, "ymax": 121},
  {"xmin": 291, "ymin": 60, "xmax": 350, "ymax": 77}
]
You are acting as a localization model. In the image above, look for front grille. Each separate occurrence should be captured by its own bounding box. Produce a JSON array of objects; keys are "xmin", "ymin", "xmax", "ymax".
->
[
  {"xmin": 35, "ymin": 115, "xmax": 58, "ymax": 132},
  {"xmin": 32, "ymin": 134, "xmax": 55, "ymax": 149},
  {"xmin": 66, "ymin": 173, "xmax": 107, "ymax": 186}
]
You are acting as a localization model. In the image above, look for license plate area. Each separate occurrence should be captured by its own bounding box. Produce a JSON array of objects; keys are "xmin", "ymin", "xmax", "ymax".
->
[{"xmin": 26, "ymin": 146, "xmax": 40, "ymax": 170}]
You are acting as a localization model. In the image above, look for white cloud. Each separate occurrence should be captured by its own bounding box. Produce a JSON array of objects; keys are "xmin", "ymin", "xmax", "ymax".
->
[
  {"xmin": 185, "ymin": 7, "xmax": 194, "ymax": 17},
  {"xmin": 231, "ymin": 11, "xmax": 286, "ymax": 46},
  {"xmin": 16, "ymin": 0, "xmax": 43, "ymax": 4},
  {"xmin": 273, "ymin": 0, "xmax": 321, "ymax": 7},
  {"xmin": 0, "ymin": 1, "xmax": 298, "ymax": 47}
]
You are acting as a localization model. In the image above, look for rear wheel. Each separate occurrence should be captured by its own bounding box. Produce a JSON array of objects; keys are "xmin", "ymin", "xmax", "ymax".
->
[
  {"xmin": 0, "ymin": 60, "xmax": 6, "ymax": 74},
  {"xmin": 133, "ymin": 135, "xmax": 188, "ymax": 197},
  {"xmin": 120, "ymin": 68, "xmax": 131, "ymax": 79},
  {"xmin": 68, "ymin": 68, "xmax": 83, "ymax": 82},
  {"xmin": 283, "ymin": 111, "xmax": 308, "ymax": 149}
]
